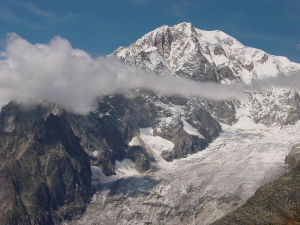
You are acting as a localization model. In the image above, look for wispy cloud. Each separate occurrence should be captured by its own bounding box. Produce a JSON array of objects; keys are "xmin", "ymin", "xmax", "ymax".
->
[
  {"xmin": 0, "ymin": 4, "xmax": 44, "ymax": 30},
  {"xmin": 169, "ymin": 0, "xmax": 194, "ymax": 17},
  {"xmin": 0, "ymin": 5, "xmax": 19, "ymax": 23},
  {"xmin": 170, "ymin": 5, "xmax": 186, "ymax": 17},
  {"xmin": 11, "ymin": 0, "xmax": 77, "ymax": 23},
  {"xmin": 296, "ymin": 44, "xmax": 300, "ymax": 50},
  {"xmin": 0, "ymin": 0, "xmax": 94, "ymax": 30}
]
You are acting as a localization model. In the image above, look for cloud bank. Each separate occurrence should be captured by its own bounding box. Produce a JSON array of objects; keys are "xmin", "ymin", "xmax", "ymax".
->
[{"xmin": 0, "ymin": 34, "xmax": 299, "ymax": 114}]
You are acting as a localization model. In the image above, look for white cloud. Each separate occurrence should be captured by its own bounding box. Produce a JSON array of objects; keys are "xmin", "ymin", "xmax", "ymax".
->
[
  {"xmin": 0, "ymin": 34, "xmax": 299, "ymax": 114},
  {"xmin": 0, "ymin": 34, "xmax": 246, "ymax": 114}
]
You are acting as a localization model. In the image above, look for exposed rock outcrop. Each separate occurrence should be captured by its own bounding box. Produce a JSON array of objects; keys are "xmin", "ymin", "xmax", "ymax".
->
[{"xmin": 0, "ymin": 103, "xmax": 92, "ymax": 225}]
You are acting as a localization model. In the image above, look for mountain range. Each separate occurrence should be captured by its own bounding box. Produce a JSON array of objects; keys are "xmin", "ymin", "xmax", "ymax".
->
[{"xmin": 0, "ymin": 22, "xmax": 300, "ymax": 225}]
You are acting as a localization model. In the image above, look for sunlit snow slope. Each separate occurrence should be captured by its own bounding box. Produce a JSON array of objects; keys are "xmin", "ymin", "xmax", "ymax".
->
[{"xmin": 114, "ymin": 22, "xmax": 300, "ymax": 83}]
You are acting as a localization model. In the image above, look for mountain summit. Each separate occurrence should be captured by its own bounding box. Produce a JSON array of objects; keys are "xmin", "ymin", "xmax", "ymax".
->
[{"xmin": 114, "ymin": 22, "xmax": 300, "ymax": 83}]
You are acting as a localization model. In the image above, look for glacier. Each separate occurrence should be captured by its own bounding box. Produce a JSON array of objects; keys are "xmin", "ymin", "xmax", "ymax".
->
[
  {"xmin": 65, "ymin": 115, "xmax": 300, "ymax": 225},
  {"xmin": 64, "ymin": 22, "xmax": 300, "ymax": 225}
]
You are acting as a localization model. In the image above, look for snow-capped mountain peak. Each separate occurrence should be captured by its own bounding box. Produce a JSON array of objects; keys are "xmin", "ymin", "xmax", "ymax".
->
[{"xmin": 114, "ymin": 22, "xmax": 300, "ymax": 84}]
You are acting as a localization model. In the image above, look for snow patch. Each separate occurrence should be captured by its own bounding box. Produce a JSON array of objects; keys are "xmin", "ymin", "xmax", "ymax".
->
[
  {"xmin": 92, "ymin": 151, "xmax": 99, "ymax": 157},
  {"xmin": 91, "ymin": 159, "xmax": 139, "ymax": 184},
  {"xmin": 139, "ymin": 127, "xmax": 174, "ymax": 165},
  {"xmin": 182, "ymin": 118, "xmax": 204, "ymax": 138},
  {"xmin": 231, "ymin": 116, "xmax": 266, "ymax": 130},
  {"xmin": 115, "ymin": 159, "xmax": 139, "ymax": 177},
  {"xmin": 128, "ymin": 136, "xmax": 141, "ymax": 146}
]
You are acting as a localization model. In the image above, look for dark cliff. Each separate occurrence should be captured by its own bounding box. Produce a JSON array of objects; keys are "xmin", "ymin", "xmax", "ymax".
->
[{"xmin": 0, "ymin": 104, "xmax": 92, "ymax": 225}]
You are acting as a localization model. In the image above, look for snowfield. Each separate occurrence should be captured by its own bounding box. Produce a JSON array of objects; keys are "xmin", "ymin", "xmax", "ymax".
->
[{"xmin": 65, "ymin": 117, "xmax": 300, "ymax": 225}]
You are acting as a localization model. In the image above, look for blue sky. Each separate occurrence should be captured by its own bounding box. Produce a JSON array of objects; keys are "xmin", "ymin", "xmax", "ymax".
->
[{"xmin": 0, "ymin": 0, "xmax": 299, "ymax": 62}]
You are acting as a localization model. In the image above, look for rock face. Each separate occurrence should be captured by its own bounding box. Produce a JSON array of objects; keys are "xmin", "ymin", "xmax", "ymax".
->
[
  {"xmin": 0, "ymin": 94, "xmax": 222, "ymax": 225},
  {"xmin": 66, "ymin": 93, "xmax": 222, "ymax": 174},
  {"xmin": 212, "ymin": 145, "xmax": 300, "ymax": 225},
  {"xmin": 240, "ymin": 89, "xmax": 300, "ymax": 126},
  {"xmin": 0, "ymin": 104, "xmax": 92, "ymax": 225}
]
